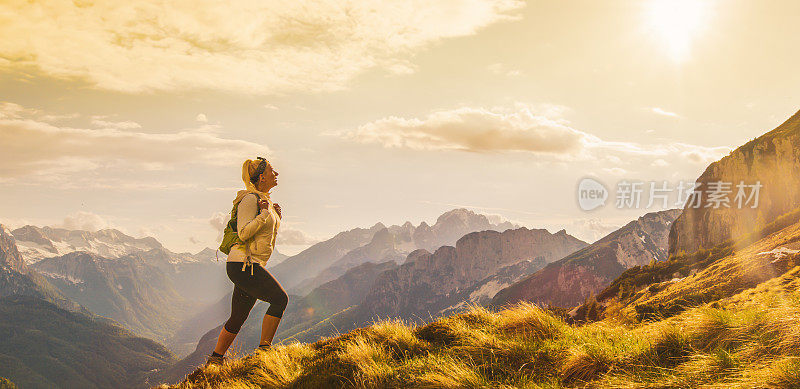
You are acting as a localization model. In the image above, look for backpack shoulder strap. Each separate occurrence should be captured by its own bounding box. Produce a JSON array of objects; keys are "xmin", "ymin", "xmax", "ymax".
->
[
  {"xmin": 250, "ymin": 192, "xmax": 262, "ymax": 213},
  {"xmin": 239, "ymin": 192, "xmax": 262, "ymax": 215}
]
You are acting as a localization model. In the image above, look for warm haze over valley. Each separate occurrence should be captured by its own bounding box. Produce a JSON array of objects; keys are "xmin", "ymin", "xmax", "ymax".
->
[{"xmin": 1, "ymin": 1, "xmax": 800, "ymax": 388}]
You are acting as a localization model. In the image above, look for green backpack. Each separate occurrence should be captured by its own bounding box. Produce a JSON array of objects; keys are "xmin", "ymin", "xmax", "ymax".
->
[{"xmin": 218, "ymin": 193, "xmax": 262, "ymax": 256}]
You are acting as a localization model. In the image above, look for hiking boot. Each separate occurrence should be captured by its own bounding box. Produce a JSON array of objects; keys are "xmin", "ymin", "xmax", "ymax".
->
[
  {"xmin": 256, "ymin": 344, "xmax": 271, "ymax": 352},
  {"xmin": 205, "ymin": 354, "xmax": 225, "ymax": 366}
]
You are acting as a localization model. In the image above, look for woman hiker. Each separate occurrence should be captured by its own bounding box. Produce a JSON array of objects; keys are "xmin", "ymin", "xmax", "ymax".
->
[{"xmin": 207, "ymin": 157, "xmax": 288, "ymax": 366}]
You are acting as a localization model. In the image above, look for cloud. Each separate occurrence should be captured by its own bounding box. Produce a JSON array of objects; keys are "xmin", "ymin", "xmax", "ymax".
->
[
  {"xmin": 90, "ymin": 117, "xmax": 142, "ymax": 129},
  {"xmin": 0, "ymin": 0, "xmax": 523, "ymax": 94},
  {"xmin": 0, "ymin": 102, "xmax": 268, "ymax": 181},
  {"xmin": 276, "ymin": 228, "xmax": 320, "ymax": 246},
  {"xmin": 565, "ymin": 218, "xmax": 623, "ymax": 243},
  {"xmin": 209, "ymin": 212, "xmax": 229, "ymax": 242},
  {"xmin": 603, "ymin": 167, "xmax": 628, "ymax": 176},
  {"xmin": 196, "ymin": 114, "xmax": 208, "ymax": 123},
  {"xmin": 651, "ymin": 107, "xmax": 680, "ymax": 118},
  {"xmin": 58, "ymin": 211, "xmax": 112, "ymax": 231},
  {"xmin": 332, "ymin": 103, "xmax": 731, "ymax": 165},
  {"xmin": 651, "ymin": 158, "xmax": 669, "ymax": 167},
  {"xmin": 334, "ymin": 104, "xmax": 589, "ymax": 154},
  {"xmin": 487, "ymin": 63, "xmax": 522, "ymax": 77}
]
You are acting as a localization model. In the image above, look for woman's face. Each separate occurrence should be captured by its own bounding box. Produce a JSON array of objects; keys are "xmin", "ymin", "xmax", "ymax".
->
[{"xmin": 256, "ymin": 164, "xmax": 278, "ymax": 191}]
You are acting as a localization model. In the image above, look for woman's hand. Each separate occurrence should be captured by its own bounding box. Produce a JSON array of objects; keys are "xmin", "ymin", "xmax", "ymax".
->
[{"xmin": 273, "ymin": 203, "xmax": 282, "ymax": 218}]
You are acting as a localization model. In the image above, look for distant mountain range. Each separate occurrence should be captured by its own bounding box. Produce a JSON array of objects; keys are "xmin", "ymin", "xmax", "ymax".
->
[
  {"xmin": 0, "ymin": 226, "xmax": 176, "ymax": 389},
  {"xmin": 490, "ymin": 209, "xmax": 680, "ymax": 309},
  {"xmin": 272, "ymin": 208, "xmax": 520, "ymax": 295},
  {"xmin": 11, "ymin": 225, "xmax": 164, "ymax": 265},
  {"xmin": 4, "ymin": 226, "xmax": 229, "ymax": 343},
  {"xmin": 281, "ymin": 227, "xmax": 587, "ymax": 343}
]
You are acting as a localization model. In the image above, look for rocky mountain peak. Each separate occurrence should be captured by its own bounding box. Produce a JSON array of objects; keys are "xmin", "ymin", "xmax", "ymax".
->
[
  {"xmin": 370, "ymin": 228, "xmax": 393, "ymax": 244},
  {"xmin": 435, "ymin": 208, "xmax": 476, "ymax": 222}
]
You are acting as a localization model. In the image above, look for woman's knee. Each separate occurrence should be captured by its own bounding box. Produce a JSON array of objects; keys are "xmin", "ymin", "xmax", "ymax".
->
[
  {"xmin": 266, "ymin": 290, "xmax": 288, "ymax": 317},
  {"xmin": 274, "ymin": 288, "xmax": 289, "ymax": 310},
  {"xmin": 224, "ymin": 314, "xmax": 247, "ymax": 334}
]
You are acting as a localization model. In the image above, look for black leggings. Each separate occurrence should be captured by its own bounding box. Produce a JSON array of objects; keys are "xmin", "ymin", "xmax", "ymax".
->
[{"xmin": 223, "ymin": 262, "xmax": 288, "ymax": 334}]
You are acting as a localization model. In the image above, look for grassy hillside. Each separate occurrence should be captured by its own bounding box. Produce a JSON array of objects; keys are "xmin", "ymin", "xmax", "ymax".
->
[
  {"xmin": 160, "ymin": 289, "xmax": 800, "ymax": 388},
  {"xmin": 582, "ymin": 206, "xmax": 800, "ymax": 324},
  {"xmin": 0, "ymin": 295, "xmax": 176, "ymax": 389}
]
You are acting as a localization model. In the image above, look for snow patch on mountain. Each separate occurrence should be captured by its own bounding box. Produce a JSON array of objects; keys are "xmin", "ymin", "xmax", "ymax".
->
[
  {"xmin": 35, "ymin": 269, "xmax": 85, "ymax": 285},
  {"xmin": 10, "ymin": 225, "xmax": 216, "ymax": 266}
]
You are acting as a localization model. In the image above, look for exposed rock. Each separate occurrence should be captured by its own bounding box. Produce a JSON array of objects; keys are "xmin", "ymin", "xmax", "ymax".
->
[
  {"xmin": 0, "ymin": 225, "xmax": 26, "ymax": 273},
  {"xmin": 669, "ymin": 110, "xmax": 800, "ymax": 256},
  {"xmin": 0, "ymin": 225, "xmax": 82, "ymax": 312},
  {"xmin": 490, "ymin": 209, "xmax": 680, "ymax": 309}
]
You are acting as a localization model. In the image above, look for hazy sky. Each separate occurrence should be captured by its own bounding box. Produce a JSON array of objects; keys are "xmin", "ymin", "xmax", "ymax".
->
[{"xmin": 1, "ymin": 0, "xmax": 798, "ymax": 254}]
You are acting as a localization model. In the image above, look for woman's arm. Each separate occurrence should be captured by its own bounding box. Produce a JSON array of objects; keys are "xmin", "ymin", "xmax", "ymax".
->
[{"xmin": 237, "ymin": 194, "xmax": 269, "ymax": 241}]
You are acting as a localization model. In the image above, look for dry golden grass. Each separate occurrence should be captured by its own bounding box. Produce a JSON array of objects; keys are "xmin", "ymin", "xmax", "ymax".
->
[{"xmin": 158, "ymin": 283, "xmax": 800, "ymax": 389}]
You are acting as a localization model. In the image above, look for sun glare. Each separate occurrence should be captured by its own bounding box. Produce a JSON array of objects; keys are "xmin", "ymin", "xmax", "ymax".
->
[{"xmin": 645, "ymin": 0, "xmax": 712, "ymax": 62}]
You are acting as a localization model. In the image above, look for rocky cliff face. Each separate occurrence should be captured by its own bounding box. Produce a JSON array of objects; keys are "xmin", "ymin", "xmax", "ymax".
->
[
  {"xmin": 0, "ymin": 225, "xmax": 82, "ymax": 312},
  {"xmin": 359, "ymin": 227, "xmax": 587, "ymax": 322},
  {"xmin": 491, "ymin": 209, "xmax": 680, "ymax": 309},
  {"xmin": 669, "ymin": 110, "xmax": 800, "ymax": 256},
  {"xmin": 0, "ymin": 225, "xmax": 26, "ymax": 273}
]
